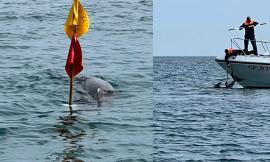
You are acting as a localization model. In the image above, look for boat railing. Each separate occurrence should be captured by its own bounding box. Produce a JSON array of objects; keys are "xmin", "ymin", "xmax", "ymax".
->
[{"xmin": 231, "ymin": 37, "xmax": 270, "ymax": 55}]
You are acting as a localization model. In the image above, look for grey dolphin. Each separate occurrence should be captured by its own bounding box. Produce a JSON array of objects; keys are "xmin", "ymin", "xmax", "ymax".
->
[{"xmin": 82, "ymin": 77, "xmax": 115, "ymax": 103}]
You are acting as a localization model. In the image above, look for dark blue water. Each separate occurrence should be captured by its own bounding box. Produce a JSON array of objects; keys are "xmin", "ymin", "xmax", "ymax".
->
[
  {"xmin": 154, "ymin": 56, "xmax": 270, "ymax": 161},
  {"xmin": 0, "ymin": 0, "xmax": 152, "ymax": 161}
]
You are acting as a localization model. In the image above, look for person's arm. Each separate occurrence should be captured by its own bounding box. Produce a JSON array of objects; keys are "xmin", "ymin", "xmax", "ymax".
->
[
  {"xmin": 239, "ymin": 23, "xmax": 245, "ymax": 30},
  {"xmin": 253, "ymin": 21, "xmax": 259, "ymax": 26},
  {"xmin": 247, "ymin": 21, "xmax": 259, "ymax": 28}
]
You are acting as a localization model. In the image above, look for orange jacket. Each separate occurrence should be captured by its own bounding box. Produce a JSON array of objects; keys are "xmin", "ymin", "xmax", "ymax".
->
[{"xmin": 244, "ymin": 20, "xmax": 254, "ymax": 26}]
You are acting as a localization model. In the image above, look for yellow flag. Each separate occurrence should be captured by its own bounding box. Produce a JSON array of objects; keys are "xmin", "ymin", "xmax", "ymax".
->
[{"xmin": 64, "ymin": 0, "xmax": 90, "ymax": 39}]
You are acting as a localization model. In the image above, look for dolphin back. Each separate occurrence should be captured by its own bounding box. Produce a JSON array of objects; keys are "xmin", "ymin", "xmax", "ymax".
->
[{"xmin": 85, "ymin": 77, "xmax": 115, "ymax": 96}]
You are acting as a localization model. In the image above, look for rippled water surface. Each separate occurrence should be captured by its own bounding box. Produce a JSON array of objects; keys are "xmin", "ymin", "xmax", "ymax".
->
[
  {"xmin": 154, "ymin": 56, "xmax": 270, "ymax": 161},
  {"xmin": 0, "ymin": 0, "xmax": 152, "ymax": 161}
]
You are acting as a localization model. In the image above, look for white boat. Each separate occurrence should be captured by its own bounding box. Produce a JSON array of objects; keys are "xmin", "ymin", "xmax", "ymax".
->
[{"xmin": 215, "ymin": 38, "xmax": 270, "ymax": 88}]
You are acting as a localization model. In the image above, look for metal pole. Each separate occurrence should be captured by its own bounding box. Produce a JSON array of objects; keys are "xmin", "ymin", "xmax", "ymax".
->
[
  {"xmin": 68, "ymin": 65, "xmax": 74, "ymax": 114},
  {"xmin": 68, "ymin": 19, "xmax": 78, "ymax": 112}
]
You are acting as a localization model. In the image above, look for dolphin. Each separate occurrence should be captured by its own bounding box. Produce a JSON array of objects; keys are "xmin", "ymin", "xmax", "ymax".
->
[{"xmin": 80, "ymin": 77, "xmax": 115, "ymax": 103}]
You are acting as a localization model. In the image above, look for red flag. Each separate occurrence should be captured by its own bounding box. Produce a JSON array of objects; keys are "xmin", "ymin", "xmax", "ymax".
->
[{"xmin": 65, "ymin": 35, "xmax": 83, "ymax": 78}]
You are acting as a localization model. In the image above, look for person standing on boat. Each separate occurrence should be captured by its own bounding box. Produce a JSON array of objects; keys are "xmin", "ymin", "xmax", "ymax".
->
[{"xmin": 239, "ymin": 16, "xmax": 259, "ymax": 55}]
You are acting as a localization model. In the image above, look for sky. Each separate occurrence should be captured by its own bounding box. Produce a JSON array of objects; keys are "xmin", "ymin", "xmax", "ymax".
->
[{"xmin": 154, "ymin": 0, "xmax": 270, "ymax": 56}]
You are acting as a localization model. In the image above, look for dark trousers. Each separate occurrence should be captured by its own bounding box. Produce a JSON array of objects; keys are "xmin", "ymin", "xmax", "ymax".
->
[{"xmin": 244, "ymin": 34, "xmax": 257, "ymax": 55}]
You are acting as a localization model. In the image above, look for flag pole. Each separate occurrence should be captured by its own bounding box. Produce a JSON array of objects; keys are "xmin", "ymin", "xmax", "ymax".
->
[
  {"xmin": 65, "ymin": 0, "xmax": 89, "ymax": 114},
  {"xmin": 68, "ymin": 65, "xmax": 74, "ymax": 114},
  {"xmin": 68, "ymin": 25, "xmax": 77, "ymax": 114}
]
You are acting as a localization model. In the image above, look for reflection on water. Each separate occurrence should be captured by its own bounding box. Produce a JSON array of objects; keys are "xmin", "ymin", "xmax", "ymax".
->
[{"xmin": 56, "ymin": 114, "xmax": 86, "ymax": 162}]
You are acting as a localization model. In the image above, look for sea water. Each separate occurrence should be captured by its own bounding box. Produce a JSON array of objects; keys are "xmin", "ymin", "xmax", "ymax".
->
[
  {"xmin": 0, "ymin": 0, "xmax": 152, "ymax": 161},
  {"xmin": 154, "ymin": 56, "xmax": 270, "ymax": 161}
]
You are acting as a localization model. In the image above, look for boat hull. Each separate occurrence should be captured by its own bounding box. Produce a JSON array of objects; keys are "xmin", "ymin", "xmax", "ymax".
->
[{"xmin": 215, "ymin": 55, "xmax": 270, "ymax": 88}]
